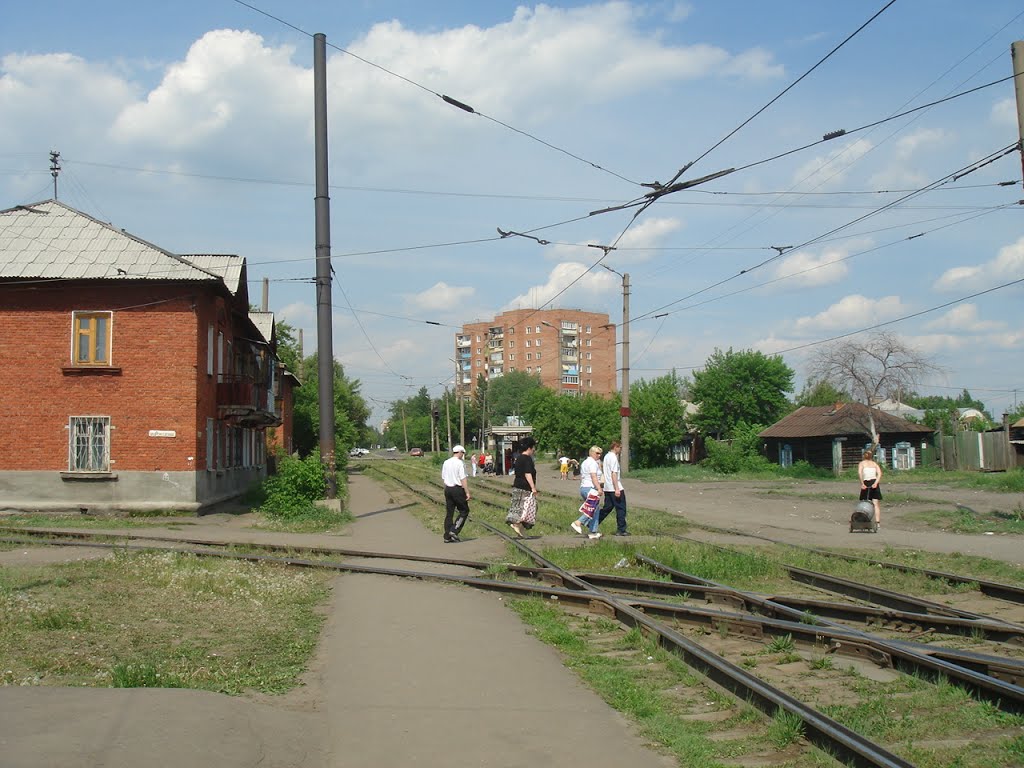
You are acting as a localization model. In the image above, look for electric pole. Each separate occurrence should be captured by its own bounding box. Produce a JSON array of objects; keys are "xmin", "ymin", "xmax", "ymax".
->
[
  {"xmin": 445, "ymin": 389, "xmax": 452, "ymax": 450},
  {"xmin": 401, "ymin": 403, "xmax": 409, "ymax": 452},
  {"xmin": 621, "ymin": 271, "xmax": 630, "ymax": 474},
  {"xmin": 1012, "ymin": 41, "xmax": 1024, "ymax": 182},
  {"xmin": 49, "ymin": 150, "xmax": 60, "ymax": 199},
  {"xmin": 313, "ymin": 33, "xmax": 337, "ymax": 498}
]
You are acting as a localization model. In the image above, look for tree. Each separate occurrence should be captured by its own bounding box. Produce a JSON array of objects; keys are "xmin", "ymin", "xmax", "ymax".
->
[
  {"xmin": 793, "ymin": 379, "xmax": 851, "ymax": 408},
  {"xmin": 486, "ymin": 370, "xmax": 543, "ymax": 425},
  {"xmin": 274, "ymin": 320, "xmax": 301, "ymax": 375},
  {"xmin": 690, "ymin": 348, "xmax": 794, "ymax": 439},
  {"xmin": 523, "ymin": 390, "xmax": 618, "ymax": 459},
  {"xmin": 807, "ymin": 331, "xmax": 938, "ymax": 447},
  {"xmin": 630, "ymin": 372, "xmax": 687, "ymax": 468},
  {"xmin": 292, "ymin": 355, "xmax": 371, "ymax": 458}
]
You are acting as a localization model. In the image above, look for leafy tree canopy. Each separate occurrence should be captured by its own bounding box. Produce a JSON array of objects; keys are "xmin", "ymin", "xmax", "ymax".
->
[
  {"xmin": 292, "ymin": 355, "xmax": 370, "ymax": 459},
  {"xmin": 523, "ymin": 389, "xmax": 619, "ymax": 460},
  {"xmin": 793, "ymin": 379, "xmax": 851, "ymax": 409},
  {"xmin": 486, "ymin": 370, "xmax": 543, "ymax": 425},
  {"xmin": 690, "ymin": 348, "xmax": 794, "ymax": 438},
  {"xmin": 630, "ymin": 372, "xmax": 687, "ymax": 468}
]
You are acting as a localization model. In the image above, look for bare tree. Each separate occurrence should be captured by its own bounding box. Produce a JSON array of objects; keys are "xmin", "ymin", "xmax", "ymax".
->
[{"xmin": 807, "ymin": 331, "xmax": 940, "ymax": 448}]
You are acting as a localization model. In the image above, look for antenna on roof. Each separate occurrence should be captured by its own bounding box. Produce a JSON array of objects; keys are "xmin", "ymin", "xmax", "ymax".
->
[{"xmin": 49, "ymin": 150, "xmax": 61, "ymax": 199}]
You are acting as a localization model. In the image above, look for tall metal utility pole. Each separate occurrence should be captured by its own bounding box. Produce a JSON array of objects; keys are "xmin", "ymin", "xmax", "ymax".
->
[
  {"xmin": 445, "ymin": 389, "xmax": 452, "ymax": 450},
  {"xmin": 313, "ymin": 33, "xmax": 337, "ymax": 498},
  {"xmin": 620, "ymin": 272, "xmax": 630, "ymax": 473},
  {"xmin": 1013, "ymin": 41, "xmax": 1024, "ymax": 182}
]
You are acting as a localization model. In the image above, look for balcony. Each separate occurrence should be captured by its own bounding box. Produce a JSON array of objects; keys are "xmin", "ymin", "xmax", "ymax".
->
[{"xmin": 217, "ymin": 374, "xmax": 280, "ymax": 427}]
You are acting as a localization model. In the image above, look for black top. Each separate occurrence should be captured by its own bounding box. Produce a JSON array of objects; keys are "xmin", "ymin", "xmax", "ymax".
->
[{"xmin": 512, "ymin": 452, "xmax": 536, "ymax": 491}]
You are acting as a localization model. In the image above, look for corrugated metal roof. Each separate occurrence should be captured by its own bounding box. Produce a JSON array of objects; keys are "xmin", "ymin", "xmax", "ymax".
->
[
  {"xmin": 249, "ymin": 311, "xmax": 275, "ymax": 344},
  {"xmin": 759, "ymin": 402, "xmax": 933, "ymax": 438},
  {"xmin": 182, "ymin": 254, "xmax": 245, "ymax": 294},
  {"xmin": 0, "ymin": 200, "xmax": 225, "ymax": 283}
]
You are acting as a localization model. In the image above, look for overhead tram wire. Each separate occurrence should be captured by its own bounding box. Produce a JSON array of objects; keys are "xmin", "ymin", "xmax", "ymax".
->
[
  {"xmin": 632, "ymin": 142, "xmax": 1021, "ymax": 322},
  {"xmin": 331, "ymin": 275, "xmax": 414, "ymax": 385},
  {"xmin": 627, "ymin": 275, "xmax": 1024, "ymax": 375},
  {"xmin": 622, "ymin": 201, "xmax": 1019, "ymax": 365},
  {"xmin": 229, "ymin": 0, "xmax": 642, "ymax": 187},
  {"xmin": 657, "ymin": 0, "xmax": 898, "ymax": 189}
]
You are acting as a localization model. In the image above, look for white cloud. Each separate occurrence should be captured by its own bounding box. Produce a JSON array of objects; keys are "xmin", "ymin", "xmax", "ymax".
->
[
  {"xmin": 934, "ymin": 236, "xmax": 1024, "ymax": 291},
  {"xmin": 790, "ymin": 138, "xmax": 873, "ymax": 190},
  {"xmin": 894, "ymin": 128, "xmax": 946, "ymax": 157},
  {"xmin": 278, "ymin": 301, "xmax": 315, "ymax": 328},
  {"xmin": 770, "ymin": 244, "xmax": 852, "ymax": 288},
  {"xmin": 666, "ymin": 2, "xmax": 694, "ymax": 23},
  {"xmin": 991, "ymin": 97, "xmax": 1016, "ymax": 126},
  {"xmin": 924, "ymin": 304, "xmax": 1004, "ymax": 333},
  {"xmin": 503, "ymin": 261, "xmax": 619, "ymax": 310},
  {"xmin": 406, "ymin": 281, "xmax": 475, "ymax": 311},
  {"xmin": 792, "ymin": 294, "xmax": 908, "ymax": 334}
]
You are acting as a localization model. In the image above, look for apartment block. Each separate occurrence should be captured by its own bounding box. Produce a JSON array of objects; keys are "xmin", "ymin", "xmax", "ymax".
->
[{"xmin": 455, "ymin": 309, "xmax": 616, "ymax": 399}]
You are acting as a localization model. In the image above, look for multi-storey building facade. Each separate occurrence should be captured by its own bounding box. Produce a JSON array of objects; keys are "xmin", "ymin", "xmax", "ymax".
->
[
  {"xmin": 455, "ymin": 309, "xmax": 616, "ymax": 399},
  {"xmin": 0, "ymin": 200, "xmax": 292, "ymax": 514}
]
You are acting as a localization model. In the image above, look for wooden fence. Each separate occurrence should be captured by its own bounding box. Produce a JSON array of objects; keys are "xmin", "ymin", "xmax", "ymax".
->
[{"xmin": 938, "ymin": 430, "xmax": 1016, "ymax": 471}]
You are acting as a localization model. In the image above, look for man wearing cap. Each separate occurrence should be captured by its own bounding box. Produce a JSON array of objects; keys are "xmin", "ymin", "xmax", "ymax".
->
[{"xmin": 441, "ymin": 445, "xmax": 471, "ymax": 543}]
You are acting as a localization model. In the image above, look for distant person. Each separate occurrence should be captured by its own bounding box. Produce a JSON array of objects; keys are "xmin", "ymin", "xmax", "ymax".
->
[
  {"xmin": 598, "ymin": 440, "xmax": 629, "ymax": 536},
  {"xmin": 858, "ymin": 449, "xmax": 883, "ymax": 528},
  {"xmin": 441, "ymin": 445, "xmax": 471, "ymax": 543},
  {"xmin": 571, "ymin": 445, "xmax": 603, "ymax": 539},
  {"xmin": 470, "ymin": 453, "xmax": 478, "ymax": 477},
  {"xmin": 506, "ymin": 436, "xmax": 539, "ymax": 537},
  {"xmin": 559, "ymin": 455, "xmax": 570, "ymax": 480}
]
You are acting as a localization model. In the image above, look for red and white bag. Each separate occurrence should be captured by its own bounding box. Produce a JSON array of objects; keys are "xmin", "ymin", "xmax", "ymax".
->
[{"xmin": 578, "ymin": 489, "xmax": 601, "ymax": 520}]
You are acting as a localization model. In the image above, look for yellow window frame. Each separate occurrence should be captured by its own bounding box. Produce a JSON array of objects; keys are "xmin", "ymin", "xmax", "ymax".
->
[{"xmin": 73, "ymin": 311, "xmax": 112, "ymax": 365}]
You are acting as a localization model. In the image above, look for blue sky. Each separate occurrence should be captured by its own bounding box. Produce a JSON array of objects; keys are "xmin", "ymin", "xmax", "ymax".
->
[{"xmin": 2, "ymin": 1, "xmax": 1022, "ymax": 425}]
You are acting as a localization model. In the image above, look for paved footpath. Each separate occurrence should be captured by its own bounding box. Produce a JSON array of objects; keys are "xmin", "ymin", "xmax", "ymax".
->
[{"xmin": 0, "ymin": 472, "xmax": 674, "ymax": 768}]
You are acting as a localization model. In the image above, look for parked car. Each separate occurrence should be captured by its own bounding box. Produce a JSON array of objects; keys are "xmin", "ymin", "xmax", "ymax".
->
[
  {"xmin": 385, "ymin": 447, "xmax": 397, "ymax": 452},
  {"xmin": 409, "ymin": 448, "xmax": 424, "ymax": 457}
]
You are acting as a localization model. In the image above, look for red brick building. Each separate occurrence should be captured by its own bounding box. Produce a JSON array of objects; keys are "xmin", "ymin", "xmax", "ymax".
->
[
  {"xmin": 456, "ymin": 308, "xmax": 616, "ymax": 399},
  {"xmin": 0, "ymin": 200, "xmax": 290, "ymax": 513}
]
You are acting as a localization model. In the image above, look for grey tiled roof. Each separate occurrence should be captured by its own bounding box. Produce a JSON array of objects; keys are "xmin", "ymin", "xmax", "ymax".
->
[
  {"xmin": 182, "ymin": 254, "xmax": 245, "ymax": 294},
  {"xmin": 0, "ymin": 200, "xmax": 228, "ymax": 283},
  {"xmin": 759, "ymin": 402, "xmax": 933, "ymax": 438}
]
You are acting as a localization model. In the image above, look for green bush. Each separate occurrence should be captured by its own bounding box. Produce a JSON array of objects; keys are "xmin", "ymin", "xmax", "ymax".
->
[
  {"xmin": 259, "ymin": 452, "xmax": 326, "ymax": 521},
  {"xmin": 783, "ymin": 460, "xmax": 833, "ymax": 479},
  {"xmin": 701, "ymin": 438, "xmax": 773, "ymax": 474}
]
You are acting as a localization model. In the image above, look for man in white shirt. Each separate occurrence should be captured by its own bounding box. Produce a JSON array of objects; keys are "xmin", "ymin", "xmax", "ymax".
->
[
  {"xmin": 441, "ymin": 445, "xmax": 471, "ymax": 542},
  {"xmin": 598, "ymin": 440, "xmax": 629, "ymax": 536}
]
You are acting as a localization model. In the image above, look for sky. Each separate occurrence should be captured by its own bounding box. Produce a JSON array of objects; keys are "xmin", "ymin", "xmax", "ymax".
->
[{"xmin": 2, "ymin": 1, "xmax": 1022, "ymax": 426}]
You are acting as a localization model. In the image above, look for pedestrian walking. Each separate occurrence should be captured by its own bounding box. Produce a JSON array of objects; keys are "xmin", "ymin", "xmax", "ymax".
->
[
  {"xmin": 598, "ymin": 440, "xmax": 629, "ymax": 536},
  {"xmin": 559, "ymin": 455, "xmax": 570, "ymax": 480},
  {"xmin": 571, "ymin": 445, "xmax": 604, "ymax": 539},
  {"xmin": 470, "ymin": 453, "xmax": 478, "ymax": 477},
  {"xmin": 441, "ymin": 445, "xmax": 471, "ymax": 542},
  {"xmin": 858, "ymin": 449, "xmax": 883, "ymax": 528},
  {"xmin": 506, "ymin": 437, "xmax": 539, "ymax": 538}
]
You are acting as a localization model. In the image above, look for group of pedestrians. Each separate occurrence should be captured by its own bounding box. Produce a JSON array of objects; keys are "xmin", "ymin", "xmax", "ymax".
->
[
  {"xmin": 571, "ymin": 441, "xmax": 629, "ymax": 539},
  {"xmin": 440, "ymin": 437, "xmax": 627, "ymax": 543}
]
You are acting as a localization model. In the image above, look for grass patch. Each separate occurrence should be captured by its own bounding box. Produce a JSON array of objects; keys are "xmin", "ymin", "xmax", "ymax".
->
[
  {"xmin": 0, "ymin": 551, "xmax": 331, "ymax": 693},
  {"xmin": 905, "ymin": 508, "xmax": 1024, "ymax": 536}
]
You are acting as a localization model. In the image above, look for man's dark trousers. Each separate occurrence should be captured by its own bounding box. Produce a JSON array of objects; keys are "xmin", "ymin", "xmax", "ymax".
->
[
  {"xmin": 598, "ymin": 490, "xmax": 627, "ymax": 533},
  {"xmin": 444, "ymin": 485, "xmax": 469, "ymax": 538}
]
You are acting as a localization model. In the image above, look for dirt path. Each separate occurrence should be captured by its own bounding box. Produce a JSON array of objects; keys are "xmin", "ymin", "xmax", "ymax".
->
[{"xmin": 0, "ymin": 472, "xmax": 674, "ymax": 768}]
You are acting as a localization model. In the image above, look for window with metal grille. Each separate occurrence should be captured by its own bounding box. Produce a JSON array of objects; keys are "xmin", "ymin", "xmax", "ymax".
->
[
  {"xmin": 72, "ymin": 311, "xmax": 112, "ymax": 365},
  {"xmin": 69, "ymin": 416, "xmax": 110, "ymax": 471}
]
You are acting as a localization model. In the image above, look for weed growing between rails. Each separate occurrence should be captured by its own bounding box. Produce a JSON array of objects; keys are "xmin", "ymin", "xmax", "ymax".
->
[{"xmin": 0, "ymin": 550, "xmax": 331, "ymax": 693}]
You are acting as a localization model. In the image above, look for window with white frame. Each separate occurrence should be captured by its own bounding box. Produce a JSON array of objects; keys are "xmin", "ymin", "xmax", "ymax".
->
[
  {"xmin": 207, "ymin": 324, "xmax": 215, "ymax": 374},
  {"xmin": 72, "ymin": 311, "xmax": 112, "ymax": 365},
  {"xmin": 586, "ymin": 352, "xmax": 592, "ymax": 360},
  {"xmin": 586, "ymin": 365, "xmax": 592, "ymax": 373},
  {"xmin": 525, "ymin": 339, "xmax": 531, "ymax": 347},
  {"xmin": 535, "ymin": 325, "xmax": 540, "ymax": 333},
  {"xmin": 536, "ymin": 352, "xmax": 542, "ymax": 359},
  {"xmin": 586, "ymin": 325, "xmax": 592, "ymax": 333},
  {"xmin": 509, "ymin": 340, "xmax": 515, "ymax": 348},
  {"xmin": 526, "ymin": 353, "xmax": 532, "ymax": 361},
  {"xmin": 509, "ymin": 353, "xmax": 516, "ymax": 361},
  {"xmin": 535, "ymin": 339, "xmax": 541, "ymax": 347},
  {"xmin": 525, "ymin": 326, "xmax": 531, "ymax": 334},
  {"xmin": 526, "ymin": 366, "xmax": 532, "ymax": 373},
  {"xmin": 587, "ymin": 379, "xmax": 592, "ymax": 387},
  {"xmin": 69, "ymin": 416, "xmax": 110, "ymax": 471},
  {"xmin": 586, "ymin": 339, "xmax": 592, "ymax": 347},
  {"xmin": 536, "ymin": 366, "xmax": 542, "ymax": 373}
]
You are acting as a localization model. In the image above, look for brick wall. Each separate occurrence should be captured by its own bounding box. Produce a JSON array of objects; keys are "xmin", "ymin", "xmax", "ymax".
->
[{"xmin": 1, "ymin": 282, "xmax": 224, "ymax": 472}]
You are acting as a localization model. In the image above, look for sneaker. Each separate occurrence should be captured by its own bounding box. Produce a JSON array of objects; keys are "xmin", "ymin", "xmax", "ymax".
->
[
  {"xmin": 443, "ymin": 536, "xmax": 455, "ymax": 543},
  {"xmin": 509, "ymin": 522, "xmax": 524, "ymax": 538},
  {"xmin": 571, "ymin": 520, "xmax": 583, "ymax": 535},
  {"xmin": 614, "ymin": 530, "xmax": 631, "ymax": 536},
  {"xmin": 588, "ymin": 532, "xmax": 602, "ymax": 540}
]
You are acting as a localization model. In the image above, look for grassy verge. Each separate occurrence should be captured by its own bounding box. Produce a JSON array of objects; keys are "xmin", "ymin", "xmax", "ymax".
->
[
  {"xmin": 903, "ymin": 508, "xmax": 1024, "ymax": 536},
  {"xmin": 0, "ymin": 550, "xmax": 331, "ymax": 693}
]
